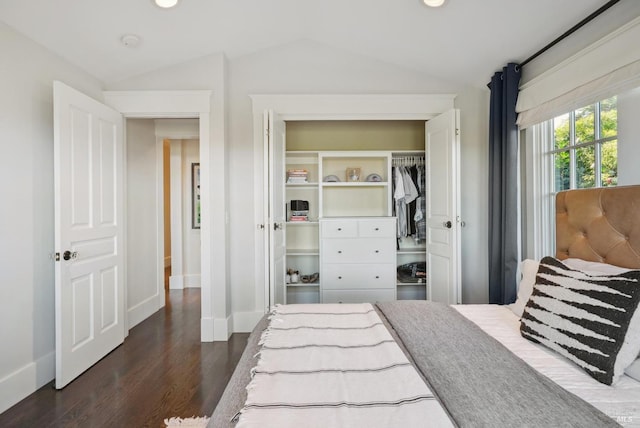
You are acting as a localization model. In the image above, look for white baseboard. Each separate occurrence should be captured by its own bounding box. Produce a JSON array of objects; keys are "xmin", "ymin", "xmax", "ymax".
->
[
  {"xmin": 127, "ymin": 293, "xmax": 162, "ymax": 329},
  {"xmin": 169, "ymin": 275, "xmax": 184, "ymax": 289},
  {"xmin": 232, "ymin": 311, "xmax": 265, "ymax": 333},
  {"xmin": 0, "ymin": 351, "xmax": 54, "ymax": 414},
  {"xmin": 201, "ymin": 315, "xmax": 233, "ymax": 341},
  {"xmin": 169, "ymin": 274, "xmax": 201, "ymax": 289},
  {"xmin": 183, "ymin": 274, "xmax": 201, "ymax": 288}
]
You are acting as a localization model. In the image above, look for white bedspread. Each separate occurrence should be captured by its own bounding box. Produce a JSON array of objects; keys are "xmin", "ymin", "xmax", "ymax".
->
[
  {"xmin": 235, "ymin": 303, "xmax": 452, "ymax": 428},
  {"xmin": 455, "ymin": 304, "xmax": 640, "ymax": 427}
]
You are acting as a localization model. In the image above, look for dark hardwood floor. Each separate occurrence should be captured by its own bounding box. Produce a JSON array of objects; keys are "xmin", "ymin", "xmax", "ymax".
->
[{"xmin": 0, "ymin": 289, "xmax": 249, "ymax": 428}]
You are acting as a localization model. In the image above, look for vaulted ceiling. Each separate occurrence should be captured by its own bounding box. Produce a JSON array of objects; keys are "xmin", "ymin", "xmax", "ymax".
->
[{"xmin": 0, "ymin": 0, "xmax": 627, "ymax": 88}]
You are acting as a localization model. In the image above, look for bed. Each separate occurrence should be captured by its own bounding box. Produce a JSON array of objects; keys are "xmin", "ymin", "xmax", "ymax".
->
[{"xmin": 210, "ymin": 185, "xmax": 640, "ymax": 427}]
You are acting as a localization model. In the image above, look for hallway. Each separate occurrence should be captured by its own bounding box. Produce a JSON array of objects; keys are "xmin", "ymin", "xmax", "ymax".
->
[{"xmin": 0, "ymin": 290, "xmax": 248, "ymax": 427}]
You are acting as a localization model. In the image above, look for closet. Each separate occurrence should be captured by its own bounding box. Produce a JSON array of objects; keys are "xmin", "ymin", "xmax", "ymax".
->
[{"xmin": 254, "ymin": 94, "xmax": 461, "ymax": 311}]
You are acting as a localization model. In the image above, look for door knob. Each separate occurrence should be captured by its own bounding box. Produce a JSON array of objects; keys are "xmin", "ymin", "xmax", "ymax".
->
[
  {"xmin": 444, "ymin": 221, "xmax": 452, "ymax": 229},
  {"xmin": 62, "ymin": 250, "xmax": 78, "ymax": 261}
]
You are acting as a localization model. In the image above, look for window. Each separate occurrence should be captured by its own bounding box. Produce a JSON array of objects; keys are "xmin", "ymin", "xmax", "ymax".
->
[
  {"xmin": 550, "ymin": 97, "xmax": 618, "ymax": 191},
  {"xmin": 524, "ymin": 97, "xmax": 618, "ymax": 260}
]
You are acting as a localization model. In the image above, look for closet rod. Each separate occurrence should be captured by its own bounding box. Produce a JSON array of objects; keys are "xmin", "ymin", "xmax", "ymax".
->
[{"xmin": 520, "ymin": 0, "xmax": 620, "ymax": 68}]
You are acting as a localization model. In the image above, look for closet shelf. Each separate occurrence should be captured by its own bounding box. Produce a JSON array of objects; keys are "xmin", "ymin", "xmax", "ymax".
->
[
  {"xmin": 397, "ymin": 281, "xmax": 426, "ymax": 286},
  {"xmin": 321, "ymin": 182, "xmax": 388, "ymax": 187},
  {"xmin": 287, "ymin": 249, "xmax": 319, "ymax": 256},
  {"xmin": 286, "ymin": 283, "xmax": 320, "ymax": 288},
  {"xmin": 286, "ymin": 182, "xmax": 319, "ymax": 188},
  {"xmin": 397, "ymin": 248, "xmax": 426, "ymax": 255}
]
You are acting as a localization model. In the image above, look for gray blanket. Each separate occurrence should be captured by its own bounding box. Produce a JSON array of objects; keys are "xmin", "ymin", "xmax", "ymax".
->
[{"xmin": 376, "ymin": 300, "xmax": 620, "ymax": 428}]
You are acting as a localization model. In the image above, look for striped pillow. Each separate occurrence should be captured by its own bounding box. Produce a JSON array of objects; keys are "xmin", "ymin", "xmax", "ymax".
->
[{"xmin": 520, "ymin": 257, "xmax": 640, "ymax": 385}]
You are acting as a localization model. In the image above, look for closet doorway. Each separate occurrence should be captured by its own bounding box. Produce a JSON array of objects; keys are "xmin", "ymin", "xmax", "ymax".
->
[{"xmin": 252, "ymin": 95, "xmax": 462, "ymax": 315}]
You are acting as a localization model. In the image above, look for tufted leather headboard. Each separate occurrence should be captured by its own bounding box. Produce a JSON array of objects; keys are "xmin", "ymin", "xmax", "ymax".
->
[{"xmin": 556, "ymin": 185, "xmax": 640, "ymax": 269}]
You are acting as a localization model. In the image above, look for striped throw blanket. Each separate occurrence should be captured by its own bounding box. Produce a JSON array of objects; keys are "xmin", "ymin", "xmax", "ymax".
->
[{"xmin": 234, "ymin": 303, "xmax": 452, "ymax": 427}]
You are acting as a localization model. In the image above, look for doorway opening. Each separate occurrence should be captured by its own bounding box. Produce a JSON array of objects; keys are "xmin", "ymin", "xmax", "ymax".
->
[{"xmin": 125, "ymin": 118, "xmax": 201, "ymax": 327}]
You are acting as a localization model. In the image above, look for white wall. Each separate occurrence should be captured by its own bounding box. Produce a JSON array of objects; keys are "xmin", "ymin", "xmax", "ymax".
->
[
  {"xmin": 454, "ymin": 86, "xmax": 491, "ymax": 303},
  {"xmin": 126, "ymin": 119, "xmax": 165, "ymax": 328},
  {"xmin": 167, "ymin": 138, "xmax": 201, "ymax": 289},
  {"xmin": 617, "ymin": 86, "xmax": 640, "ymax": 186},
  {"xmin": 181, "ymin": 139, "xmax": 201, "ymax": 286},
  {"xmin": 0, "ymin": 22, "xmax": 104, "ymax": 413}
]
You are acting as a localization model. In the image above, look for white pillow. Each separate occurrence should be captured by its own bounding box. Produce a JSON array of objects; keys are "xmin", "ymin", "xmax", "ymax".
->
[
  {"xmin": 508, "ymin": 259, "xmax": 539, "ymax": 318},
  {"xmin": 626, "ymin": 358, "xmax": 640, "ymax": 382},
  {"xmin": 562, "ymin": 258, "xmax": 632, "ymax": 275}
]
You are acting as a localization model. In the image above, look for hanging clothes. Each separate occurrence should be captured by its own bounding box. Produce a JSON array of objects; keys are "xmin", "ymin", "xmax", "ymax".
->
[
  {"xmin": 394, "ymin": 166, "xmax": 407, "ymax": 237},
  {"xmin": 392, "ymin": 157, "xmax": 425, "ymax": 242},
  {"xmin": 414, "ymin": 165, "xmax": 426, "ymax": 243}
]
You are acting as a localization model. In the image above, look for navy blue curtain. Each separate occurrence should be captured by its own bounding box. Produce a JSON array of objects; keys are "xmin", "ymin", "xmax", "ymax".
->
[{"xmin": 488, "ymin": 63, "xmax": 521, "ymax": 305}]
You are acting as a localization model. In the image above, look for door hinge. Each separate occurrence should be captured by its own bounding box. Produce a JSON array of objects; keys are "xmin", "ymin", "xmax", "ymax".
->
[
  {"xmin": 52, "ymin": 252, "xmax": 61, "ymax": 261},
  {"xmin": 455, "ymin": 128, "xmax": 460, "ymax": 136}
]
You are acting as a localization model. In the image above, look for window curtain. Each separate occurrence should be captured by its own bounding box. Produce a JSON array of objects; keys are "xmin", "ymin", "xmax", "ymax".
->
[{"xmin": 488, "ymin": 63, "xmax": 521, "ymax": 305}]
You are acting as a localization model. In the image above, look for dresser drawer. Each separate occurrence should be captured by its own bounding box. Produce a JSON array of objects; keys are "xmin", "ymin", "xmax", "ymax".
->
[
  {"xmin": 357, "ymin": 218, "xmax": 396, "ymax": 238},
  {"xmin": 322, "ymin": 238, "xmax": 395, "ymax": 263},
  {"xmin": 321, "ymin": 219, "xmax": 358, "ymax": 238},
  {"xmin": 322, "ymin": 263, "xmax": 395, "ymax": 289},
  {"xmin": 322, "ymin": 289, "xmax": 396, "ymax": 304}
]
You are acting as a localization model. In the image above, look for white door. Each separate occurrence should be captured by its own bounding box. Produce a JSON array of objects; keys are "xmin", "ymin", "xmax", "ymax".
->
[
  {"xmin": 265, "ymin": 110, "xmax": 287, "ymax": 307},
  {"xmin": 425, "ymin": 109, "xmax": 461, "ymax": 304},
  {"xmin": 53, "ymin": 81, "xmax": 125, "ymax": 388}
]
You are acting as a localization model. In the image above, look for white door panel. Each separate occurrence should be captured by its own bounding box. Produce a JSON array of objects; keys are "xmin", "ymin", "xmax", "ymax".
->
[
  {"xmin": 425, "ymin": 109, "xmax": 460, "ymax": 304},
  {"xmin": 266, "ymin": 110, "xmax": 287, "ymax": 306},
  {"xmin": 54, "ymin": 81, "xmax": 125, "ymax": 388}
]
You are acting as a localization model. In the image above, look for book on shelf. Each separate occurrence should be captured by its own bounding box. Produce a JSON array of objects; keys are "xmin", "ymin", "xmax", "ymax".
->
[
  {"xmin": 287, "ymin": 169, "xmax": 309, "ymax": 183},
  {"xmin": 289, "ymin": 215, "xmax": 309, "ymax": 222},
  {"xmin": 287, "ymin": 177, "xmax": 309, "ymax": 184}
]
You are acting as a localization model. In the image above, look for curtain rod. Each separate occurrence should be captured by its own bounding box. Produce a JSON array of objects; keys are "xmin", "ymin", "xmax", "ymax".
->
[{"xmin": 520, "ymin": 0, "xmax": 621, "ymax": 68}]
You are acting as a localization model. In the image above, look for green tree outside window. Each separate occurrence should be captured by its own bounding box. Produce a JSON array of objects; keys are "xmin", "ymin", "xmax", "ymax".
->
[{"xmin": 552, "ymin": 97, "xmax": 617, "ymax": 191}]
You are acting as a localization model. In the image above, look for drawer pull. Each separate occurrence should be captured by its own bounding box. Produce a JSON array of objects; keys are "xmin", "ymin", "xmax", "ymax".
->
[
  {"xmin": 375, "ymin": 276, "xmax": 380, "ymax": 279},
  {"xmin": 375, "ymin": 250, "xmax": 379, "ymax": 253},
  {"xmin": 338, "ymin": 250, "xmax": 342, "ymax": 254},
  {"xmin": 374, "ymin": 227, "xmax": 379, "ymax": 231},
  {"xmin": 337, "ymin": 228, "xmax": 342, "ymax": 231},
  {"xmin": 338, "ymin": 276, "xmax": 342, "ymax": 279}
]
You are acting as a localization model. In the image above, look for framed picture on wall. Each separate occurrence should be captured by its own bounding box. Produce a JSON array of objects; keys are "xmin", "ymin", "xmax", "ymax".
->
[{"xmin": 192, "ymin": 163, "xmax": 201, "ymax": 229}]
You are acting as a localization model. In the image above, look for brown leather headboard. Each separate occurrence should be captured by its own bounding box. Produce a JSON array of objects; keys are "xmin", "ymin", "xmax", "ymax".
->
[{"xmin": 555, "ymin": 185, "xmax": 640, "ymax": 269}]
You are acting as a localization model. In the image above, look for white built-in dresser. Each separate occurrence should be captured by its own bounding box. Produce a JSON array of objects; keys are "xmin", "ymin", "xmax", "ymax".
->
[{"xmin": 320, "ymin": 217, "xmax": 397, "ymax": 303}]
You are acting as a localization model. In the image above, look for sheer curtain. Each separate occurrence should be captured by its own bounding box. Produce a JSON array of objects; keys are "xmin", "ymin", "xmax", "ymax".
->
[{"xmin": 488, "ymin": 63, "xmax": 521, "ymax": 304}]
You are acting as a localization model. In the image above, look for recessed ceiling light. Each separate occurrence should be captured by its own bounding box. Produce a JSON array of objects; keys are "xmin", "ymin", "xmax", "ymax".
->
[
  {"xmin": 423, "ymin": 0, "xmax": 446, "ymax": 7},
  {"xmin": 154, "ymin": 0, "xmax": 179, "ymax": 9}
]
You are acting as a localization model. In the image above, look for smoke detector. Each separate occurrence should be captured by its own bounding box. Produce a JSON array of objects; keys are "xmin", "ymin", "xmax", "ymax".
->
[{"xmin": 121, "ymin": 34, "xmax": 141, "ymax": 48}]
